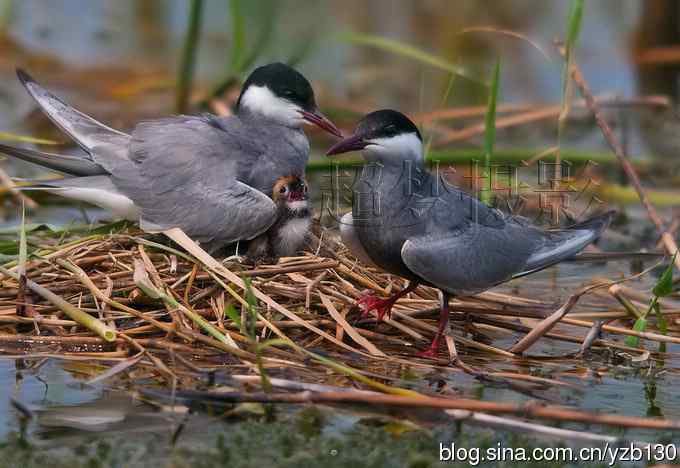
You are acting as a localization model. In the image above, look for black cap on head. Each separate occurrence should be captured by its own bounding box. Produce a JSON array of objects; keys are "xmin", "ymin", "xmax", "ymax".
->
[
  {"xmin": 326, "ymin": 109, "xmax": 422, "ymax": 156},
  {"xmin": 237, "ymin": 62, "xmax": 316, "ymax": 111},
  {"xmin": 355, "ymin": 109, "xmax": 422, "ymax": 141}
]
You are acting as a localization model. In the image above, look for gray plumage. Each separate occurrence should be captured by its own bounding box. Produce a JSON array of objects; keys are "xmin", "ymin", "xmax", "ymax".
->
[
  {"xmin": 328, "ymin": 109, "xmax": 614, "ymax": 356},
  {"xmin": 331, "ymin": 111, "xmax": 613, "ymax": 296},
  {"xmin": 341, "ymin": 152, "xmax": 613, "ymax": 296},
  {"xmin": 0, "ymin": 143, "xmax": 105, "ymax": 176},
  {"xmin": 2, "ymin": 65, "xmax": 329, "ymax": 251}
]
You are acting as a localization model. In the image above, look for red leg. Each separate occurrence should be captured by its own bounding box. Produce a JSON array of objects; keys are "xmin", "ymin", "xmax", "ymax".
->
[
  {"xmin": 356, "ymin": 282, "xmax": 419, "ymax": 321},
  {"xmin": 417, "ymin": 292, "xmax": 451, "ymax": 359}
]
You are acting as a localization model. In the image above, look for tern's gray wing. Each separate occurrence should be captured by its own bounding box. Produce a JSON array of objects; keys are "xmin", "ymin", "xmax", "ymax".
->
[
  {"xmin": 400, "ymin": 221, "xmax": 536, "ymax": 296},
  {"xmin": 207, "ymin": 113, "xmax": 309, "ymax": 194},
  {"xmin": 510, "ymin": 210, "xmax": 615, "ymax": 279},
  {"xmin": 16, "ymin": 69, "xmax": 129, "ymax": 172},
  {"xmin": 0, "ymin": 143, "xmax": 105, "ymax": 176},
  {"xmin": 112, "ymin": 116, "xmax": 276, "ymax": 247}
]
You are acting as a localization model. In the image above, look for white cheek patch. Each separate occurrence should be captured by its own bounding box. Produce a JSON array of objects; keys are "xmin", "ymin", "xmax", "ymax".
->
[
  {"xmin": 239, "ymin": 85, "xmax": 303, "ymax": 126},
  {"xmin": 366, "ymin": 132, "xmax": 423, "ymax": 162}
]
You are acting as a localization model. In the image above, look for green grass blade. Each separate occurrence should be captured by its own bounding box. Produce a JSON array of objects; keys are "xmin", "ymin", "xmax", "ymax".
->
[
  {"xmin": 340, "ymin": 32, "xmax": 481, "ymax": 83},
  {"xmin": 481, "ymin": 58, "xmax": 500, "ymax": 205},
  {"xmin": 652, "ymin": 254, "xmax": 676, "ymax": 297},
  {"xmin": 243, "ymin": 277, "xmax": 258, "ymax": 341},
  {"xmin": 240, "ymin": 1, "xmax": 276, "ymax": 72},
  {"xmin": 624, "ymin": 318, "xmax": 647, "ymax": 348},
  {"xmin": 561, "ymin": 0, "xmax": 585, "ymax": 104},
  {"xmin": 18, "ymin": 202, "xmax": 26, "ymax": 276},
  {"xmin": 224, "ymin": 303, "xmax": 241, "ymax": 327},
  {"xmin": 652, "ymin": 302, "xmax": 667, "ymax": 335},
  {"xmin": 566, "ymin": 0, "xmax": 585, "ymax": 54},
  {"xmin": 0, "ymin": 132, "xmax": 59, "ymax": 145},
  {"xmin": 208, "ymin": 0, "xmax": 277, "ymax": 101},
  {"xmin": 484, "ymin": 58, "xmax": 500, "ymax": 167},
  {"xmin": 255, "ymin": 339, "xmax": 291, "ymax": 393},
  {"xmin": 176, "ymin": 0, "xmax": 204, "ymax": 113},
  {"xmin": 286, "ymin": 34, "xmax": 317, "ymax": 67},
  {"xmin": 423, "ymin": 72, "xmax": 456, "ymax": 158},
  {"xmin": 133, "ymin": 259, "xmax": 236, "ymax": 347},
  {"xmin": 228, "ymin": 0, "xmax": 246, "ymax": 74},
  {"xmin": 0, "ymin": 0, "xmax": 12, "ymax": 35}
]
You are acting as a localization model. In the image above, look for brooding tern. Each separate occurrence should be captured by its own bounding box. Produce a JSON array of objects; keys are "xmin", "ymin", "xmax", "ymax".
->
[
  {"xmin": 1, "ymin": 63, "xmax": 341, "ymax": 251},
  {"xmin": 327, "ymin": 109, "xmax": 614, "ymax": 358}
]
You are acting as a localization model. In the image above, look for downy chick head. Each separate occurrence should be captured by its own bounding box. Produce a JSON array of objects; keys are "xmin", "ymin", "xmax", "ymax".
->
[
  {"xmin": 269, "ymin": 175, "xmax": 311, "ymax": 258},
  {"xmin": 326, "ymin": 109, "xmax": 422, "ymax": 164},
  {"xmin": 236, "ymin": 62, "xmax": 341, "ymax": 137},
  {"xmin": 272, "ymin": 175, "xmax": 309, "ymax": 214}
]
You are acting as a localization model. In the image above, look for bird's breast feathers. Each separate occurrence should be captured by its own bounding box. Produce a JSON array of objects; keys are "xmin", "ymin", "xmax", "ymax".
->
[{"xmin": 274, "ymin": 217, "xmax": 311, "ymax": 256}]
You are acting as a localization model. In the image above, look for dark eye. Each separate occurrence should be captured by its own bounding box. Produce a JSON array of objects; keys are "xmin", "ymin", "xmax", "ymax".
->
[
  {"xmin": 303, "ymin": 185, "xmax": 308, "ymax": 193},
  {"xmin": 282, "ymin": 89, "xmax": 295, "ymax": 97},
  {"xmin": 384, "ymin": 124, "xmax": 397, "ymax": 135},
  {"xmin": 279, "ymin": 186, "xmax": 287, "ymax": 194}
]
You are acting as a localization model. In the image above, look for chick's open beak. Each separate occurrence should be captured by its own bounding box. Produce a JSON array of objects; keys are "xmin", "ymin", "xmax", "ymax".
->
[
  {"xmin": 325, "ymin": 133, "xmax": 367, "ymax": 156},
  {"xmin": 300, "ymin": 109, "xmax": 343, "ymax": 138},
  {"xmin": 288, "ymin": 190, "xmax": 307, "ymax": 202}
]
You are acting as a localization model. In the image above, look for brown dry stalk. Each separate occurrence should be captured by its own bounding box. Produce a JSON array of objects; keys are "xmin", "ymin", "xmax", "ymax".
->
[
  {"xmin": 335, "ymin": 263, "xmax": 389, "ymax": 295},
  {"xmin": 446, "ymin": 410, "xmax": 633, "ymax": 445},
  {"xmin": 319, "ymin": 292, "xmax": 385, "ymax": 356},
  {"xmin": 246, "ymin": 260, "xmax": 338, "ymax": 278},
  {"xmin": 160, "ymin": 390, "xmax": 680, "ymax": 430},
  {"xmin": 56, "ymin": 258, "xmax": 255, "ymax": 360},
  {"xmin": 576, "ymin": 320, "xmax": 605, "ymax": 357},
  {"xmin": 562, "ymin": 317, "xmax": 680, "ymax": 345},
  {"xmin": 475, "ymin": 315, "xmax": 642, "ymax": 354},
  {"xmin": 306, "ymin": 270, "xmax": 328, "ymax": 310},
  {"xmin": 434, "ymin": 105, "xmax": 562, "ymax": 147},
  {"xmin": 412, "ymin": 96, "xmax": 668, "ymax": 124},
  {"xmin": 0, "ymin": 165, "xmax": 38, "ymax": 209},
  {"xmin": 568, "ymin": 58, "xmax": 680, "ymax": 269},
  {"xmin": 509, "ymin": 283, "xmax": 606, "ymax": 354},
  {"xmin": 164, "ymin": 228, "xmax": 383, "ymax": 359},
  {"xmin": 0, "ymin": 264, "xmax": 115, "ymax": 341}
]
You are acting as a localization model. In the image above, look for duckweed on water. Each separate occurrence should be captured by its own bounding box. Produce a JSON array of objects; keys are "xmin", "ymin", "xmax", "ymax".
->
[{"xmin": 0, "ymin": 421, "xmax": 629, "ymax": 468}]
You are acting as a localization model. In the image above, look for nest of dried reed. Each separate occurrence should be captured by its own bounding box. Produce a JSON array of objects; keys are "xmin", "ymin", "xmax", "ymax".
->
[{"xmin": 1, "ymin": 223, "xmax": 679, "ymax": 436}]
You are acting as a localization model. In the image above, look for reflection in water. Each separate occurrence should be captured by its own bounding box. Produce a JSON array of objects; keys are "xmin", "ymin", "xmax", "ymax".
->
[{"xmin": 0, "ymin": 359, "xmax": 104, "ymax": 438}]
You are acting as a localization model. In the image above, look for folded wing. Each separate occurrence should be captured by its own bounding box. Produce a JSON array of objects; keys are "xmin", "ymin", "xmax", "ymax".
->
[
  {"xmin": 0, "ymin": 143, "xmax": 106, "ymax": 176},
  {"xmin": 401, "ymin": 223, "xmax": 535, "ymax": 296},
  {"xmin": 511, "ymin": 210, "xmax": 615, "ymax": 279},
  {"xmin": 113, "ymin": 117, "xmax": 277, "ymax": 247},
  {"xmin": 16, "ymin": 69, "xmax": 129, "ymax": 172}
]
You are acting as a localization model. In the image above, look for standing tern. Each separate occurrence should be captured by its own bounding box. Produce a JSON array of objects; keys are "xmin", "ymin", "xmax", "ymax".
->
[
  {"xmin": 1, "ymin": 63, "xmax": 341, "ymax": 251},
  {"xmin": 326, "ymin": 109, "xmax": 614, "ymax": 358}
]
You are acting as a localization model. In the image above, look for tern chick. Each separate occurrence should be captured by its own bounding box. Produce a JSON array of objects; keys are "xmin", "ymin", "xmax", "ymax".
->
[{"xmin": 245, "ymin": 175, "xmax": 312, "ymax": 263}]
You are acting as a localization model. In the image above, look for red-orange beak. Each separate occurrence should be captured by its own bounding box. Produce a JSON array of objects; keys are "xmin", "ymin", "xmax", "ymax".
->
[
  {"xmin": 325, "ymin": 133, "xmax": 367, "ymax": 156},
  {"xmin": 300, "ymin": 109, "xmax": 343, "ymax": 138}
]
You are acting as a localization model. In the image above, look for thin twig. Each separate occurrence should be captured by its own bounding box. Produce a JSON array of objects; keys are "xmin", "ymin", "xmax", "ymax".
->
[{"xmin": 567, "ymin": 52, "xmax": 680, "ymax": 269}]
